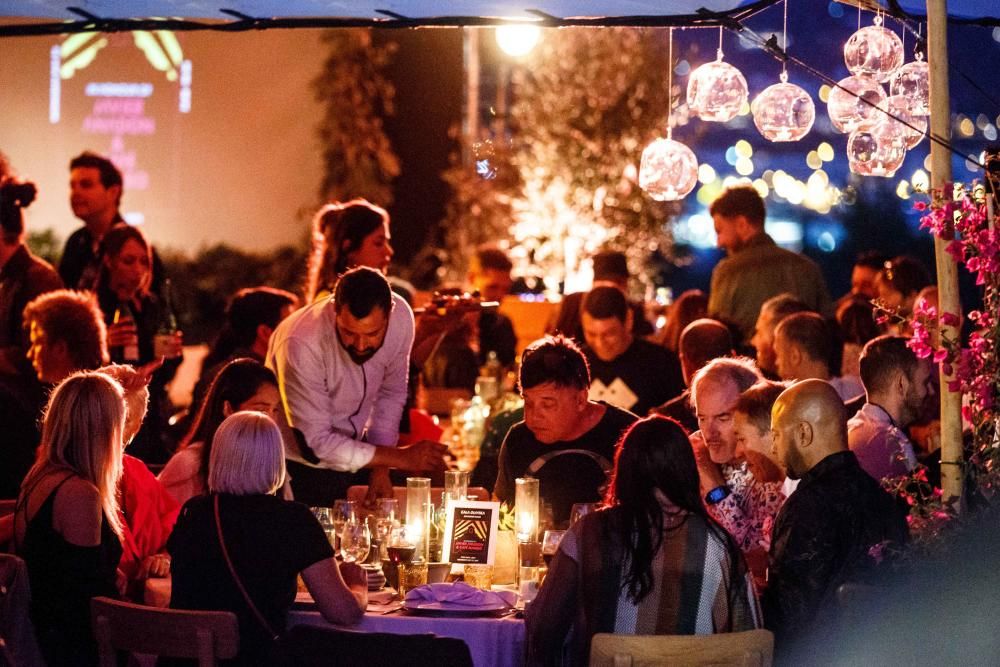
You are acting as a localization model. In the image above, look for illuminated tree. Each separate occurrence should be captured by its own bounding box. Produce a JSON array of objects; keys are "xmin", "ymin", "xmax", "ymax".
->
[
  {"xmin": 313, "ymin": 29, "xmax": 400, "ymax": 205},
  {"xmin": 441, "ymin": 28, "xmax": 694, "ymax": 292}
]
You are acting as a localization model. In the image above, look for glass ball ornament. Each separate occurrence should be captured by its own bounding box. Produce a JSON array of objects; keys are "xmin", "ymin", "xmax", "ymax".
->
[
  {"xmin": 686, "ymin": 58, "xmax": 749, "ymax": 123},
  {"xmin": 847, "ymin": 118, "xmax": 907, "ymax": 177},
  {"xmin": 844, "ymin": 24, "xmax": 904, "ymax": 82},
  {"xmin": 827, "ymin": 75, "xmax": 886, "ymax": 134},
  {"xmin": 751, "ymin": 74, "xmax": 815, "ymax": 142},
  {"xmin": 890, "ymin": 59, "xmax": 930, "ymax": 116},
  {"xmin": 878, "ymin": 94, "xmax": 927, "ymax": 149},
  {"xmin": 638, "ymin": 135, "xmax": 699, "ymax": 201}
]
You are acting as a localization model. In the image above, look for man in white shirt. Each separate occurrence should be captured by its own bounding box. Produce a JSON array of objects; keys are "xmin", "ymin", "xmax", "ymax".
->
[
  {"xmin": 848, "ymin": 335, "xmax": 934, "ymax": 481},
  {"xmin": 267, "ymin": 267, "xmax": 447, "ymax": 504}
]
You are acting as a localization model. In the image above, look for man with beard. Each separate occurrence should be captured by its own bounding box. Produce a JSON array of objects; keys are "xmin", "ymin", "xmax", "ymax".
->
[
  {"xmin": 267, "ymin": 267, "xmax": 448, "ymax": 504},
  {"xmin": 689, "ymin": 357, "xmax": 784, "ymax": 555},
  {"xmin": 847, "ymin": 335, "xmax": 934, "ymax": 481},
  {"xmin": 765, "ymin": 380, "xmax": 907, "ymax": 655},
  {"xmin": 707, "ymin": 186, "xmax": 830, "ymax": 341}
]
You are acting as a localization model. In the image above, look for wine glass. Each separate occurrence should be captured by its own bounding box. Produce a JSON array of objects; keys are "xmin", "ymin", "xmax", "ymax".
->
[
  {"xmin": 569, "ymin": 503, "xmax": 598, "ymax": 526},
  {"xmin": 541, "ymin": 530, "xmax": 566, "ymax": 567},
  {"xmin": 311, "ymin": 507, "xmax": 336, "ymax": 547},
  {"xmin": 374, "ymin": 498, "xmax": 399, "ymax": 560},
  {"xmin": 340, "ymin": 518, "xmax": 371, "ymax": 564},
  {"xmin": 331, "ymin": 500, "xmax": 356, "ymax": 552}
]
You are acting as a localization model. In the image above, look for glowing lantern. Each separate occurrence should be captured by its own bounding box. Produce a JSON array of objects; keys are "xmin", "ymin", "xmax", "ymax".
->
[
  {"xmin": 844, "ymin": 21, "xmax": 904, "ymax": 82},
  {"xmin": 638, "ymin": 132, "xmax": 699, "ymax": 201},
  {"xmin": 848, "ymin": 118, "xmax": 907, "ymax": 177},
  {"xmin": 686, "ymin": 58, "xmax": 748, "ymax": 123},
  {"xmin": 878, "ymin": 94, "xmax": 927, "ymax": 149},
  {"xmin": 751, "ymin": 73, "xmax": 815, "ymax": 142},
  {"xmin": 890, "ymin": 58, "xmax": 930, "ymax": 116},
  {"xmin": 827, "ymin": 75, "xmax": 886, "ymax": 133}
]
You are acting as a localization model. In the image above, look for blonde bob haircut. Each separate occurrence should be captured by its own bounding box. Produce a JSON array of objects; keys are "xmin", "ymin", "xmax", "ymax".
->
[
  {"xmin": 22, "ymin": 370, "xmax": 126, "ymax": 537},
  {"xmin": 208, "ymin": 411, "xmax": 285, "ymax": 496}
]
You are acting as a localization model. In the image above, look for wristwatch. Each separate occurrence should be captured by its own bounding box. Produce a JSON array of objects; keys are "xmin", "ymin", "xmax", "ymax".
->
[{"xmin": 704, "ymin": 485, "xmax": 731, "ymax": 505}]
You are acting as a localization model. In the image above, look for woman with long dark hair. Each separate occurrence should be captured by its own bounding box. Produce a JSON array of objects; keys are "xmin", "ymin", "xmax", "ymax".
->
[
  {"xmin": 303, "ymin": 199, "xmax": 394, "ymax": 303},
  {"xmin": 526, "ymin": 415, "xmax": 760, "ymax": 666},
  {"xmin": 158, "ymin": 358, "xmax": 280, "ymax": 505}
]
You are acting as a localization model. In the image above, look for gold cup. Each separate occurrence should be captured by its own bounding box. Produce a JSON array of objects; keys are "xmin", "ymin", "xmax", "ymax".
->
[
  {"xmin": 398, "ymin": 561, "xmax": 428, "ymax": 596},
  {"xmin": 463, "ymin": 563, "xmax": 494, "ymax": 590}
]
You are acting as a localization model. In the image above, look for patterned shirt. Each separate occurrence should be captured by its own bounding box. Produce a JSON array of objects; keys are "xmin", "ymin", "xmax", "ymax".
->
[{"xmin": 708, "ymin": 460, "xmax": 785, "ymax": 552}]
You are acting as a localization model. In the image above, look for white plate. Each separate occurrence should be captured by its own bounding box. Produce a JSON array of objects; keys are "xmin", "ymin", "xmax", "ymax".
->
[{"xmin": 401, "ymin": 600, "xmax": 511, "ymax": 618}]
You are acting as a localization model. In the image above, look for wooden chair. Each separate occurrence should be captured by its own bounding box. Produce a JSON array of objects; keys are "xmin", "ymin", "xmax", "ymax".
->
[
  {"xmin": 590, "ymin": 630, "xmax": 774, "ymax": 667},
  {"xmin": 91, "ymin": 596, "xmax": 239, "ymax": 667},
  {"xmin": 346, "ymin": 485, "xmax": 490, "ymax": 509}
]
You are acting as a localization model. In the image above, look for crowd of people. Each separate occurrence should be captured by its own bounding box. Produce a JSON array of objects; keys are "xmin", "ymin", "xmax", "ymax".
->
[{"xmin": 0, "ymin": 149, "xmax": 942, "ymax": 665}]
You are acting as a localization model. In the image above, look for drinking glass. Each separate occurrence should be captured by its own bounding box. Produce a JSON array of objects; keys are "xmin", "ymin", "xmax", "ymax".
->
[
  {"xmin": 541, "ymin": 530, "xmax": 566, "ymax": 568},
  {"xmin": 331, "ymin": 500, "xmax": 356, "ymax": 551},
  {"xmin": 339, "ymin": 518, "xmax": 371, "ymax": 564},
  {"xmin": 398, "ymin": 561, "xmax": 428, "ymax": 596},
  {"xmin": 311, "ymin": 507, "xmax": 336, "ymax": 547},
  {"xmin": 463, "ymin": 563, "xmax": 494, "ymax": 590},
  {"xmin": 374, "ymin": 498, "xmax": 399, "ymax": 560},
  {"xmin": 569, "ymin": 503, "xmax": 598, "ymax": 526}
]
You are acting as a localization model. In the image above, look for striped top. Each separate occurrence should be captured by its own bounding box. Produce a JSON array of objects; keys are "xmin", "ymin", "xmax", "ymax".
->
[{"xmin": 526, "ymin": 505, "xmax": 761, "ymax": 666}]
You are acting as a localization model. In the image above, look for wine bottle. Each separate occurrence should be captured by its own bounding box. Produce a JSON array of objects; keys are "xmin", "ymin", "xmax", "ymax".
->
[{"xmin": 112, "ymin": 300, "xmax": 140, "ymax": 362}]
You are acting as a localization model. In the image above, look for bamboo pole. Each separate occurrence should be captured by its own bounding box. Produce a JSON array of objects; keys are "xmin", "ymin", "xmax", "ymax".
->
[{"xmin": 927, "ymin": 0, "xmax": 964, "ymax": 507}]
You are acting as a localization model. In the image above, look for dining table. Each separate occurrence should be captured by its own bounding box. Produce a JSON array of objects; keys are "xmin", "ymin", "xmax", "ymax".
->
[{"xmin": 144, "ymin": 577, "xmax": 526, "ymax": 667}]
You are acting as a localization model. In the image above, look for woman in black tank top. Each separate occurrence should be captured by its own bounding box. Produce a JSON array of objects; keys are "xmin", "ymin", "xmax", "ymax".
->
[{"xmin": 14, "ymin": 371, "xmax": 128, "ymax": 666}]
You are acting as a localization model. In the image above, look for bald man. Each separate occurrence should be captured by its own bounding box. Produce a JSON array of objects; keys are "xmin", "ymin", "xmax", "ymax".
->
[{"xmin": 764, "ymin": 380, "xmax": 907, "ymax": 652}]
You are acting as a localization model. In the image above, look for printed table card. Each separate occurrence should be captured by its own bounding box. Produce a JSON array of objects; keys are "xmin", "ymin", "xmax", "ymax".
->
[{"xmin": 442, "ymin": 500, "xmax": 500, "ymax": 564}]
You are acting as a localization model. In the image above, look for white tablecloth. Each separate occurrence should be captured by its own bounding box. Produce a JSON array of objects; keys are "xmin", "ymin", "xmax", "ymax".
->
[{"xmin": 287, "ymin": 609, "xmax": 525, "ymax": 667}]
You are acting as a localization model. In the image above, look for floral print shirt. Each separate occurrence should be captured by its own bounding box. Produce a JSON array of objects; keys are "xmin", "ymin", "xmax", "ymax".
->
[{"xmin": 707, "ymin": 460, "xmax": 785, "ymax": 552}]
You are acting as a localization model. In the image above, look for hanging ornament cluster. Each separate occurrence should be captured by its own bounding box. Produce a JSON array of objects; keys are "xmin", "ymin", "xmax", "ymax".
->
[
  {"xmin": 639, "ymin": 28, "xmax": 699, "ymax": 201},
  {"xmin": 830, "ymin": 14, "xmax": 929, "ymax": 178}
]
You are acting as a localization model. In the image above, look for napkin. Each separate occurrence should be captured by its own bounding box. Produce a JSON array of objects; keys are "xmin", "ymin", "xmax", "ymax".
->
[{"xmin": 404, "ymin": 582, "xmax": 518, "ymax": 608}]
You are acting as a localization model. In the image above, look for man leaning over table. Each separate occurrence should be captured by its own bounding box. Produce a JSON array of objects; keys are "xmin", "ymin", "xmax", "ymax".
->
[{"xmin": 267, "ymin": 267, "xmax": 447, "ymax": 506}]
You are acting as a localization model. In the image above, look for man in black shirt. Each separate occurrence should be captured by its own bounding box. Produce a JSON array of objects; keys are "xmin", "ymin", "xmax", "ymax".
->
[
  {"xmin": 468, "ymin": 244, "xmax": 518, "ymax": 367},
  {"xmin": 494, "ymin": 335, "xmax": 636, "ymax": 525},
  {"xmin": 580, "ymin": 286, "xmax": 683, "ymax": 416},
  {"xmin": 61, "ymin": 151, "xmax": 164, "ymax": 292},
  {"xmin": 764, "ymin": 379, "xmax": 908, "ymax": 654}
]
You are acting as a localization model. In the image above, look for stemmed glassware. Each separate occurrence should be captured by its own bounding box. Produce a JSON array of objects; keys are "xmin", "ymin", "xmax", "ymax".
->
[
  {"xmin": 541, "ymin": 530, "xmax": 566, "ymax": 567},
  {"xmin": 339, "ymin": 517, "xmax": 371, "ymax": 564},
  {"xmin": 374, "ymin": 498, "xmax": 399, "ymax": 560},
  {"xmin": 331, "ymin": 500, "xmax": 356, "ymax": 552}
]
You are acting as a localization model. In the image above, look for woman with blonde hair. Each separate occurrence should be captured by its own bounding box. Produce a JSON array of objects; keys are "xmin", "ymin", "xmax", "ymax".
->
[
  {"xmin": 168, "ymin": 411, "xmax": 367, "ymax": 663},
  {"xmin": 14, "ymin": 371, "xmax": 127, "ymax": 666}
]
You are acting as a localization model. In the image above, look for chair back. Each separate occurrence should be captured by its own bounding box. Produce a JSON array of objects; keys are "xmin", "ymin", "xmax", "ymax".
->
[
  {"xmin": 281, "ymin": 624, "xmax": 473, "ymax": 667},
  {"xmin": 346, "ymin": 486, "xmax": 490, "ymax": 510},
  {"xmin": 589, "ymin": 630, "xmax": 774, "ymax": 667},
  {"xmin": 91, "ymin": 596, "xmax": 239, "ymax": 667},
  {"xmin": 0, "ymin": 553, "xmax": 43, "ymax": 667}
]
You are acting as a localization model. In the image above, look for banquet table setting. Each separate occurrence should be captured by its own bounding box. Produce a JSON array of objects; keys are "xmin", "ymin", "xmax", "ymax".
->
[{"xmin": 145, "ymin": 575, "xmax": 527, "ymax": 667}]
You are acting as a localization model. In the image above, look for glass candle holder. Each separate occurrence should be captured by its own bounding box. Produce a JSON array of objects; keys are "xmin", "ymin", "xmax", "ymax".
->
[
  {"xmin": 444, "ymin": 470, "xmax": 470, "ymax": 510},
  {"xmin": 515, "ymin": 477, "xmax": 540, "ymax": 543},
  {"xmin": 406, "ymin": 477, "xmax": 431, "ymax": 563}
]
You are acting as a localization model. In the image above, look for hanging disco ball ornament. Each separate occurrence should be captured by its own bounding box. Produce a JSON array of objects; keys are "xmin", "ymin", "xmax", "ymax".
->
[
  {"xmin": 847, "ymin": 118, "xmax": 907, "ymax": 177},
  {"xmin": 686, "ymin": 58, "xmax": 749, "ymax": 123},
  {"xmin": 844, "ymin": 18, "xmax": 904, "ymax": 82},
  {"xmin": 878, "ymin": 94, "xmax": 927, "ymax": 149},
  {"xmin": 827, "ymin": 75, "xmax": 886, "ymax": 133},
  {"xmin": 890, "ymin": 57, "xmax": 930, "ymax": 116},
  {"xmin": 751, "ymin": 72, "xmax": 815, "ymax": 142},
  {"xmin": 638, "ymin": 131, "xmax": 699, "ymax": 201}
]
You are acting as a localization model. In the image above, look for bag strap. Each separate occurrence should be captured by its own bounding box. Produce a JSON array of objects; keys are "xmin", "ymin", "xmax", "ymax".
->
[{"xmin": 213, "ymin": 494, "xmax": 280, "ymax": 641}]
